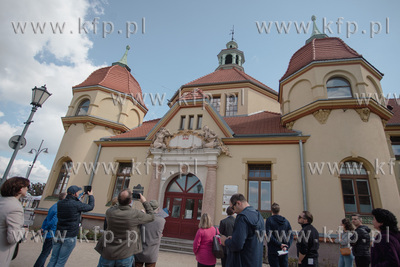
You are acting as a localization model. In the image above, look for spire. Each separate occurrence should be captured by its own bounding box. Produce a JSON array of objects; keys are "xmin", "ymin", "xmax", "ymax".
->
[
  {"xmin": 306, "ymin": 15, "xmax": 328, "ymax": 44},
  {"xmin": 230, "ymin": 25, "xmax": 235, "ymax": 41},
  {"xmin": 112, "ymin": 45, "xmax": 131, "ymax": 72}
]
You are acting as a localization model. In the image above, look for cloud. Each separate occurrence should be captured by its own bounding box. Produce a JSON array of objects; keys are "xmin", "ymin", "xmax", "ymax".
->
[
  {"xmin": 0, "ymin": 0, "xmax": 105, "ymax": 174},
  {"xmin": 0, "ymin": 156, "xmax": 50, "ymax": 184}
]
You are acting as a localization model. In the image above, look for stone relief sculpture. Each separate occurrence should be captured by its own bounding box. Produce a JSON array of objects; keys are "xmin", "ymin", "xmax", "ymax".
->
[
  {"xmin": 151, "ymin": 127, "xmax": 172, "ymax": 149},
  {"xmin": 202, "ymin": 125, "xmax": 218, "ymax": 148}
]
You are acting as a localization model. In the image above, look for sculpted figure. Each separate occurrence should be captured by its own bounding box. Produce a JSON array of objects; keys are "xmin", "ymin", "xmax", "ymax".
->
[
  {"xmin": 202, "ymin": 125, "xmax": 218, "ymax": 148},
  {"xmin": 152, "ymin": 127, "xmax": 171, "ymax": 149}
]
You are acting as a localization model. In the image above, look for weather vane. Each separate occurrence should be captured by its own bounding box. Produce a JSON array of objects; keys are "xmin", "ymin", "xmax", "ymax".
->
[{"xmin": 230, "ymin": 25, "xmax": 235, "ymax": 41}]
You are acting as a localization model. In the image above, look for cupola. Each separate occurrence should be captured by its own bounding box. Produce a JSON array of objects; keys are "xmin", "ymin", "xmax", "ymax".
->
[{"xmin": 216, "ymin": 36, "xmax": 245, "ymax": 71}]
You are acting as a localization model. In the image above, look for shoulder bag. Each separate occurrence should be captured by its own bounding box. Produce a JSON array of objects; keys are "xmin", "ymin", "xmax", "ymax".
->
[{"xmin": 212, "ymin": 227, "xmax": 224, "ymax": 259}]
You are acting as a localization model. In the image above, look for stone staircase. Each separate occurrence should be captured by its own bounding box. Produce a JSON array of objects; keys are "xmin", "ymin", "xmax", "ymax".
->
[{"xmin": 160, "ymin": 237, "xmax": 194, "ymax": 255}]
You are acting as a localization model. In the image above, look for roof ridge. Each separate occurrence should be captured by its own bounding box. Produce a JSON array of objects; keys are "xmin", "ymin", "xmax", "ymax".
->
[{"xmin": 98, "ymin": 65, "xmax": 116, "ymax": 86}]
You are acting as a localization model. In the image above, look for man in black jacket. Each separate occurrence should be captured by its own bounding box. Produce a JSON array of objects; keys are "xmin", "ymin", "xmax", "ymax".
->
[
  {"xmin": 219, "ymin": 206, "xmax": 235, "ymax": 267},
  {"xmin": 296, "ymin": 211, "xmax": 319, "ymax": 266},
  {"xmin": 265, "ymin": 203, "xmax": 293, "ymax": 267},
  {"xmin": 47, "ymin": 185, "xmax": 95, "ymax": 267},
  {"xmin": 350, "ymin": 214, "xmax": 371, "ymax": 267}
]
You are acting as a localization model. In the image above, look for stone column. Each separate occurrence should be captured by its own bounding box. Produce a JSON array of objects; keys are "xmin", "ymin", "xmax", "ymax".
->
[
  {"xmin": 202, "ymin": 164, "xmax": 218, "ymax": 222},
  {"xmin": 146, "ymin": 163, "xmax": 162, "ymax": 201},
  {"xmin": 232, "ymin": 53, "xmax": 237, "ymax": 64}
]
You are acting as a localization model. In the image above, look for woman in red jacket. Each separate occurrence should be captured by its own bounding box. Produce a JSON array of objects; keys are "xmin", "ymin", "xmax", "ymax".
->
[{"xmin": 193, "ymin": 213, "xmax": 220, "ymax": 267}]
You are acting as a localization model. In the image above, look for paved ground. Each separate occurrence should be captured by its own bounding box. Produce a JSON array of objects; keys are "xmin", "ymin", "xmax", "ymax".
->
[{"xmin": 10, "ymin": 238, "xmax": 198, "ymax": 267}]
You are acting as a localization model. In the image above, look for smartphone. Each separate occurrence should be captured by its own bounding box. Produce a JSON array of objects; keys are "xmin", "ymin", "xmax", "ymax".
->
[
  {"xmin": 84, "ymin": 185, "xmax": 92, "ymax": 194},
  {"xmin": 132, "ymin": 193, "xmax": 141, "ymax": 199}
]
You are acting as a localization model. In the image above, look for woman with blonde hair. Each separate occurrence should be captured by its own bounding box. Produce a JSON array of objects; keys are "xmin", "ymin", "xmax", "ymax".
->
[{"xmin": 193, "ymin": 213, "xmax": 220, "ymax": 267}]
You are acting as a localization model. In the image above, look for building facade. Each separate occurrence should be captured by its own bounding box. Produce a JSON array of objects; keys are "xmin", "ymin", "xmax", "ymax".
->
[{"xmin": 36, "ymin": 23, "xmax": 400, "ymax": 245}]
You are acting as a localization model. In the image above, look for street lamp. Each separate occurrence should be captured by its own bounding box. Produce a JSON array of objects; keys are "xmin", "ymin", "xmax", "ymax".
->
[
  {"xmin": 1, "ymin": 85, "xmax": 51, "ymax": 184},
  {"xmin": 25, "ymin": 139, "xmax": 48, "ymax": 179}
]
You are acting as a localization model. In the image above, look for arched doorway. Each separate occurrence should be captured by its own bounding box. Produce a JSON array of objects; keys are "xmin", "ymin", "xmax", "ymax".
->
[{"xmin": 163, "ymin": 173, "xmax": 203, "ymax": 239}]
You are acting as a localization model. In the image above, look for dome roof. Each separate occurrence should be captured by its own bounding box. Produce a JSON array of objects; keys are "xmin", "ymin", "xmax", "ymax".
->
[
  {"xmin": 73, "ymin": 64, "xmax": 146, "ymax": 108},
  {"xmin": 280, "ymin": 37, "xmax": 363, "ymax": 81}
]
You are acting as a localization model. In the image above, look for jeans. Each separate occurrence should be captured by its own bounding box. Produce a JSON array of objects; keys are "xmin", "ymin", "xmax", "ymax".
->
[
  {"xmin": 97, "ymin": 255, "xmax": 135, "ymax": 267},
  {"xmin": 268, "ymin": 253, "xmax": 289, "ymax": 267},
  {"xmin": 34, "ymin": 238, "xmax": 53, "ymax": 267},
  {"xmin": 47, "ymin": 236, "xmax": 77, "ymax": 267},
  {"xmin": 338, "ymin": 253, "xmax": 354, "ymax": 267}
]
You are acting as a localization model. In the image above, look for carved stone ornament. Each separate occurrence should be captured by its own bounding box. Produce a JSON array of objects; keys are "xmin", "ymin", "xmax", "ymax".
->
[
  {"xmin": 150, "ymin": 127, "xmax": 172, "ymax": 149},
  {"xmin": 286, "ymin": 121, "xmax": 295, "ymax": 130},
  {"xmin": 355, "ymin": 108, "xmax": 370, "ymax": 122},
  {"xmin": 113, "ymin": 129, "xmax": 122, "ymax": 135},
  {"xmin": 381, "ymin": 119, "xmax": 387, "ymax": 127},
  {"xmin": 313, "ymin": 109, "xmax": 331, "ymax": 124},
  {"xmin": 84, "ymin": 122, "xmax": 95, "ymax": 132}
]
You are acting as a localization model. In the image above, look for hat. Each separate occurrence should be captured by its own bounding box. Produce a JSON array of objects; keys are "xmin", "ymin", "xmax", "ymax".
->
[
  {"xmin": 149, "ymin": 200, "xmax": 159, "ymax": 211},
  {"xmin": 67, "ymin": 185, "xmax": 82, "ymax": 194}
]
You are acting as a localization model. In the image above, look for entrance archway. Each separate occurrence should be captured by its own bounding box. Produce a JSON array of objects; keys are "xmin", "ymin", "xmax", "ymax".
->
[{"xmin": 163, "ymin": 173, "xmax": 203, "ymax": 239}]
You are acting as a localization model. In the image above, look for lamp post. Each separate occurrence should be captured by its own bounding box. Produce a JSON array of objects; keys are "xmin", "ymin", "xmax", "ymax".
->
[
  {"xmin": 26, "ymin": 139, "xmax": 48, "ymax": 179},
  {"xmin": 1, "ymin": 85, "xmax": 51, "ymax": 184}
]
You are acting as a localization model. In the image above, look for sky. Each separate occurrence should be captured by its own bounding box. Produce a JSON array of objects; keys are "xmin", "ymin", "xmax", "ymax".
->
[{"xmin": 1, "ymin": 0, "xmax": 399, "ymax": 184}]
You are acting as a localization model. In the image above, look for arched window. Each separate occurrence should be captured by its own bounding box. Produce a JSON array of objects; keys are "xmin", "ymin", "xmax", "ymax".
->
[
  {"xmin": 340, "ymin": 161, "xmax": 373, "ymax": 214},
  {"xmin": 53, "ymin": 160, "xmax": 72, "ymax": 196},
  {"xmin": 166, "ymin": 174, "xmax": 203, "ymax": 194},
  {"xmin": 225, "ymin": 54, "xmax": 233, "ymax": 64},
  {"xmin": 75, "ymin": 99, "xmax": 90, "ymax": 116},
  {"xmin": 326, "ymin": 77, "xmax": 352, "ymax": 98}
]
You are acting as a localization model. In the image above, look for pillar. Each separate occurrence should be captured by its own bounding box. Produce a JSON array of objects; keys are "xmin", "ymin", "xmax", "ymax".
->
[
  {"xmin": 146, "ymin": 163, "xmax": 162, "ymax": 201},
  {"xmin": 202, "ymin": 164, "xmax": 218, "ymax": 222}
]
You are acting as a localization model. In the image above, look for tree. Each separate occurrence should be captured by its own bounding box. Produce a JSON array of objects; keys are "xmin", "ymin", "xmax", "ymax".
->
[{"xmin": 28, "ymin": 182, "xmax": 46, "ymax": 196}]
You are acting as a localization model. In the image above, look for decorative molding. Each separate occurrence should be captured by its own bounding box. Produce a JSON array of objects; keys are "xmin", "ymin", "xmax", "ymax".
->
[
  {"xmin": 381, "ymin": 119, "xmax": 387, "ymax": 127},
  {"xmin": 286, "ymin": 121, "xmax": 295, "ymax": 130},
  {"xmin": 113, "ymin": 129, "xmax": 122, "ymax": 135},
  {"xmin": 313, "ymin": 109, "xmax": 331, "ymax": 124},
  {"xmin": 84, "ymin": 122, "xmax": 96, "ymax": 132},
  {"xmin": 355, "ymin": 108, "xmax": 370, "ymax": 122}
]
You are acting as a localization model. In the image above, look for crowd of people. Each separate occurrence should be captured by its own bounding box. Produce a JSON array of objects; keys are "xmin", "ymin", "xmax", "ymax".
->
[{"xmin": 1, "ymin": 177, "xmax": 400, "ymax": 267}]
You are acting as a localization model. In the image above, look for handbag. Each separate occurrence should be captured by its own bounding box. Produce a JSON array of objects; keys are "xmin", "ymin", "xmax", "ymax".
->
[
  {"xmin": 212, "ymin": 227, "xmax": 224, "ymax": 259},
  {"xmin": 340, "ymin": 247, "xmax": 351, "ymax": 256}
]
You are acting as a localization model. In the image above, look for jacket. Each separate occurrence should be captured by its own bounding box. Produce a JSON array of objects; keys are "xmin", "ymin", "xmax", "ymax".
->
[
  {"xmin": 57, "ymin": 194, "xmax": 95, "ymax": 238},
  {"xmin": 296, "ymin": 223, "xmax": 319, "ymax": 260},
  {"xmin": 135, "ymin": 215, "xmax": 166, "ymax": 263},
  {"xmin": 95, "ymin": 201, "xmax": 154, "ymax": 260},
  {"xmin": 0, "ymin": 196, "xmax": 25, "ymax": 267},
  {"xmin": 219, "ymin": 215, "xmax": 235, "ymax": 255},
  {"xmin": 371, "ymin": 230, "xmax": 400, "ymax": 267},
  {"xmin": 41, "ymin": 202, "xmax": 58, "ymax": 239},
  {"xmin": 224, "ymin": 206, "xmax": 265, "ymax": 267},
  {"xmin": 350, "ymin": 225, "xmax": 371, "ymax": 257},
  {"xmin": 193, "ymin": 227, "xmax": 220, "ymax": 265},
  {"xmin": 265, "ymin": 214, "xmax": 293, "ymax": 255}
]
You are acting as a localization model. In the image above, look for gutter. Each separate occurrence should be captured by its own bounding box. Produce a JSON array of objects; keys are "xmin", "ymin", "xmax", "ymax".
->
[
  {"xmin": 299, "ymin": 139, "xmax": 307, "ymax": 210},
  {"xmin": 88, "ymin": 144, "xmax": 102, "ymax": 186}
]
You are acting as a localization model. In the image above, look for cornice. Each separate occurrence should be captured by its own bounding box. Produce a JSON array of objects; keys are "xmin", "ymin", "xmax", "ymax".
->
[
  {"xmin": 61, "ymin": 116, "xmax": 130, "ymax": 132},
  {"xmin": 222, "ymin": 136, "xmax": 309, "ymax": 145}
]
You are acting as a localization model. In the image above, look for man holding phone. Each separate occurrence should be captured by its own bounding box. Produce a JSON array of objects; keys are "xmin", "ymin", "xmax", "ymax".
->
[{"xmin": 95, "ymin": 190, "xmax": 155, "ymax": 266}]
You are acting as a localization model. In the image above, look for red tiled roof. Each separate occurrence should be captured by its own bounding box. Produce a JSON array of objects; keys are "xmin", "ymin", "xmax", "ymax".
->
[
  {"xmin": 224, "ymin": 111, "xmax": 295, "ymax": 135},
  {"xmin": 387, "ymin": 99, "xmax": 400, "ymax": 125},
  {"xmin": 73, "ymin": 65, "xmax": 146, "ymax": 108},
  {"xmin": 111, "ymin": 119, "xmax": 160, "ymax": 139},
  {"xmin": 184, "ymin": 68, "xmax": 277, "ymax": 94},
  {"xmin": 280, "ymin": 37, "xmax": 362, "ymax": 81},
  {"xmin": 178, "ymin": 88, "xmax": 205, "ymax": 101}
]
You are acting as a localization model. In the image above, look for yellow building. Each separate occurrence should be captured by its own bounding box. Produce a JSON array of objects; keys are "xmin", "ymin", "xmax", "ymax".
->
[{"xmin": 36, "ymin": 22, "xmax": 400, "ymax": 249}]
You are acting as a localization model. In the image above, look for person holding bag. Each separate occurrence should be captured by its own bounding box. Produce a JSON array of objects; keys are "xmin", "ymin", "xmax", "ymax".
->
[
  {"xmin": 338, "ymin": 218, "xmax": 354, "ymax": 267},
  {"xmin": 193, "ymin": 213, "xmax": 220, "ymax": 267}
]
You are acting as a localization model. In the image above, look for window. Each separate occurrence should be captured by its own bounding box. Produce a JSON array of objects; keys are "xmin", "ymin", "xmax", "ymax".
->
[
  {"xmin": 248, "ymin": 164, "xmax": 271, "ymax": 211},
  {"xmin": 340, "ymin": 161, "xmax": 373, "ymax": 214},
  {"xmin": 53, "ymin": 161, "xmax": 73, "ymax": 195},
  {"xmin": 225, "ymin": 95, "xmax": 238, "ymax": 116},
  {"xmin": 188, "ymin": 115, "xmax": 194, "ymax": 130},
  {"xmin": 225, "ymin": 54, "xmax": 233, "ymax": 64},
  {"xmin": 180, "ymin": 116, "xmax": 186, "ymax": 130},
  {"xmin": 75, "ymin": 99, "xmax": 90, "ymax": 116},
  {"xmin": 390, "ymin": 136, "xmax": 400, "ymax": 160},
  {"xmin": 112, "ymin": 163, "xmax": 132, "ymax": 199},
  {"xmin": 326, "ymin": 77, "xmax": 352, "ymax": 98},
  {"xmin": 209, "ymin": 97, "xmax": 220, "ymax": 113},
  {"xmin": 196, "ymin": 115, "xmax": 203, "ymax": 129}
]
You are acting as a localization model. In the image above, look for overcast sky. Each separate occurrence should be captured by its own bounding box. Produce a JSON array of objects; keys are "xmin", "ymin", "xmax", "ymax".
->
[{"xmin": 1, "ymin": 0, "xmax": 399, "ymax": 184}]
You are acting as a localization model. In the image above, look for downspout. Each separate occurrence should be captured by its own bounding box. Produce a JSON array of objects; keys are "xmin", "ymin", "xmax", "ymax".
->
[
  {"xmin": 88, "ymin": 144, "xmax": 102, "ymax": 186},
  {"xmin": 299, "ymin": 139, "xmax": 307, "ymax": 210}
]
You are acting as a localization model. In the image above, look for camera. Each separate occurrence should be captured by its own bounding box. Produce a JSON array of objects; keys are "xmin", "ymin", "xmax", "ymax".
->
[
  {"xmin": 132, "ymin": 184, "xmax": 144, "ymax": 200},
  {"xmin": 84, "ymin": 185, "xmax": 92, "ymax": 194},
  {"xmin": 132, "ymin": 193, "xmax": 141, "ymax": 199}
]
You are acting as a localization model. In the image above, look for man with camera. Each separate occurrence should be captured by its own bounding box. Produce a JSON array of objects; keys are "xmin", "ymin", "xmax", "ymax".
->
[
  {"xmin": 95, "ymin": 189, "xmax": 155, "ymax": 266},
  {"xmin": 47, "ymin": 185, "xmax": 95, "ymax": 267}
]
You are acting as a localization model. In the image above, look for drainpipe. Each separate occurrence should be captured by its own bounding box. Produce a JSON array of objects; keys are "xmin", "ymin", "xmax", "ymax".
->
[
  {"xmin": 299, "ymin": 139, "xmax": 307, "ymax": 210},
  {"xmin": 88, "ymin": 144, "xmax": 102, "ymax": 186}
]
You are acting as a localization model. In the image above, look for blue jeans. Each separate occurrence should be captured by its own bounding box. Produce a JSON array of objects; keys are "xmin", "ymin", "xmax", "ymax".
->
[
  {"xmin": 97, "ymin": 255, "xmax": 135, "ymax": 267},
  {"xmin": 338, "ymin": 253, "xmax": 354, "ymax": 267},
  {"xmin": 34, "ymin": 238, "xmax": 53, "ymax": 267},
  {"xmin": 47, "ymin": 236, "xmax": 77, "ymax": 267}
]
